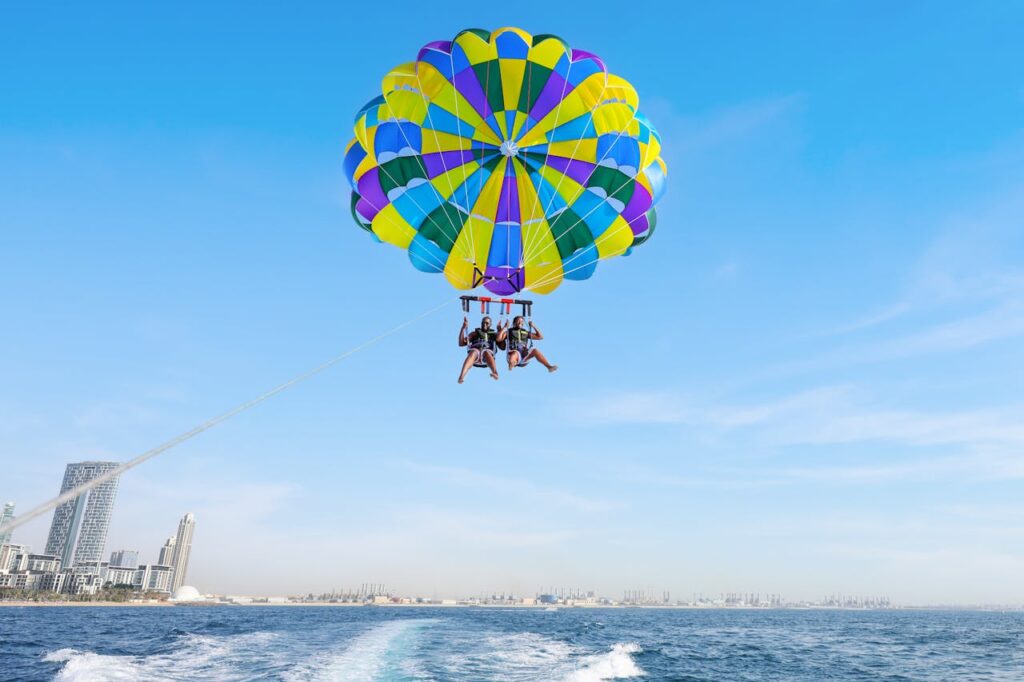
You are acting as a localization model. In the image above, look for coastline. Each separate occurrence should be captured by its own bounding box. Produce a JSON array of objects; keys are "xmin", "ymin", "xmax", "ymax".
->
[
  {"xmin": 4, "ymin": 601, "xmax": 1014, "ymax": 611},
  {"xmin": 0, "ymin": 600, "xmax": 174, "ymax": 607},
  {"xmin": 0, "ymin": 601, "xmax": 800, "ymax": 609}
]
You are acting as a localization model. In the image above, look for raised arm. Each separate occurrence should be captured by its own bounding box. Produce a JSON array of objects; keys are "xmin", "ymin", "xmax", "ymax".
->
[
  {"xmin": 459, "ymin": 317, "xmax": 469, "ymax": 346},
  {"xmin": 496, "ymin": 320, "xmax": 508, "ymax": 344},
  {"xmin": 529, "ymin": 322, "xmax": 543, "ymax": 340}
]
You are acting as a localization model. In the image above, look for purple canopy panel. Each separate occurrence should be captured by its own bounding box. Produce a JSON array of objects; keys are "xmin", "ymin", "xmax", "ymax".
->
[
  {"xmin": 494, "ymin": 171, "xmax": 521, "ymax": 225},
  {"xmin": 417, "ymin": 40, "xmax": 452, "ymax": 62},
  {"xmin": 622, "ymin": 182, "xmax": 653, "ymax": 233},
  {"xmin": 422, "ymin": 150, "xmax": 478, "ymax": 178},
  {"xmin": 527, "ymin": 72, "xmax": 571, "ymax": 126},
  {"xmin": 356, "ymin": 196, "xmax": 380, "ymax": 221},
  {"xmin": 629, "ymin": 213, "xmax": 649, "ymax": 236},
  {"xmin": 356, "ymin": 168, "xmax": 388, "ymax": 211},
  {"xmin": 453, "ymin": 68, "xmax": 493, "ymax": 122},
  {"xmin": 483, "ymin": 265, "xmax": 525, "ymax": 295},
  {"xmin": 545, "ymin": 155, "xmax": 596, "ymax": 186},
  {"xmin": 570, "ymin": 48, "xmax": 606, "ymax": 73}
]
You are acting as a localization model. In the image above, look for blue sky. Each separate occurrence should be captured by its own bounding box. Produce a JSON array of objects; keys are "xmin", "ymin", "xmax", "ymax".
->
[{"xmin": 2, "ymin": 2, "xmax": 1023, "ymax": 603}]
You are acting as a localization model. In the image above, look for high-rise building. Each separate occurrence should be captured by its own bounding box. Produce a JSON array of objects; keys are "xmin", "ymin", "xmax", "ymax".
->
[
  {"xmin": 133, "ymin": 564, "xmax": 174, "ymax": 593},
  {"xmin": 157, "ymin": 537, "xmax": 176, "ymax": 565},
  {"xmin": 44, "ymin": 462, "xmax": 120, "ymax": 567},
  {"xmin": 0, "ymin": 543, "xmax": 29, "ymax": 572},
  {"xmin": 170, "ymin": 513, "xmax": 195, "ymax": 591},
  {"xmin": 0, "ymin": 502, "xmax": 15, "ymax": 546},
  {"xmin": 106, "ymin": 565, "xmax": 136, "ymax": 587},
  {"xmin": 109, "ymin": 549, "xmax": 139, "ymax": 569}
]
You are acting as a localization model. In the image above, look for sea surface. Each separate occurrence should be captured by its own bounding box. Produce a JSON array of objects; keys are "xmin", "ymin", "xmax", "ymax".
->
[{"xmin": 1, "ymin": 606, "xmax": 1022, "ymax": 681}]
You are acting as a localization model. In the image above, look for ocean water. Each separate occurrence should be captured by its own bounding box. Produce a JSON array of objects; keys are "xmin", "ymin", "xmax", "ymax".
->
[{"xmin": 1, "ymin": 606, "xmax": 1022, "ymax": 681}]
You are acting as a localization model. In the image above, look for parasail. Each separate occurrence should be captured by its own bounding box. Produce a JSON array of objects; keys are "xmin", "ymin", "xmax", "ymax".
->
[{"xmin": 343, "ymin": 27, "xmax": 667, "ymax": 296}]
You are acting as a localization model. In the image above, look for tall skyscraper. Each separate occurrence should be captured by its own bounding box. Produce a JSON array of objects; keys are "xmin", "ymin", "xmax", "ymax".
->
[
  {"xmin": 109, "ymin": 549, "xmax": 139, "ymax": 569},
  {"xmin": 44, "ymin": 462, "xmax": 120, "ymax": 567},
  {"xmin": 170, "ymin": 513, "xmax": 195, "ymax": 591},
  {"xmin": 157, "ymin": 536, "xmax": 176, "ymax": 566},
  {"xmin": 0, "ymin": 502, "xmax": 15, "ymax": 546}
]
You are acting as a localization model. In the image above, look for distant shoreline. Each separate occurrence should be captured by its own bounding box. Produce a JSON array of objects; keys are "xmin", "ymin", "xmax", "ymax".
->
[
  {"xmin": 0, "ymin": 601, "xmax": 826, "ymax": 609},
  {"xmin": 1, "ymin": 601, "xmax": 1018, "ymax": 611},
  {"xmin": 0, "ymin": 601, "xmax": 174, "ymax": 607},
  {"xmin": 1, "ymin": 601, "xmax": 591, "ymax": 608}
]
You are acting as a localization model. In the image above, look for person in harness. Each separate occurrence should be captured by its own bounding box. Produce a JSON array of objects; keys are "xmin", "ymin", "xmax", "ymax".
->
[
  {"xmin": 458, "ymin": 315, "xmax": 500, "ymax": 383},
  {"xmin": 497, "ymin": 315, "xmax": 558, "ymax": 373}
]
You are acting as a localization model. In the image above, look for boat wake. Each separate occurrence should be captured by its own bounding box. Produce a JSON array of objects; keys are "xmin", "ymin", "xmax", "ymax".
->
[
  {"xmin": 285, "ymin": 619, "xmax": 434, "ymax": 681},
  {"xmin": 564, "ymin": 642, "xmax": 645, "ymax": 681},
  {"xmin": 45, "ymin": 631, "xmax": 281, "ymax": 681},
  {"xmin": 439, "ymin": 631, "xmax": 644, "ymax": 681},
  {"xmin": 42, "ymin": 618, "xmax": 643, "ymax": 681}
]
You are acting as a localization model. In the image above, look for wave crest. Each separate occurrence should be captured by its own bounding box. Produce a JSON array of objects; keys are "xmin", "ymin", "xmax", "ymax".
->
[{"xmin": 565, "ymin": 642, "xmax": 645, "ymax": 681}]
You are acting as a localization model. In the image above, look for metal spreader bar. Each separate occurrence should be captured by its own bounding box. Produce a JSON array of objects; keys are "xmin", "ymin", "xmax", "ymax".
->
[{"xmin": 460, "ymin": 295, "xmax": 533, "ymax": 317}]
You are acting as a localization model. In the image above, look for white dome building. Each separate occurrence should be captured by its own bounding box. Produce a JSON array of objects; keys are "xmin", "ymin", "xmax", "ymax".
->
[{"xmin": 170, "ymin": 585, "xmax": 203, "ymax": 602}]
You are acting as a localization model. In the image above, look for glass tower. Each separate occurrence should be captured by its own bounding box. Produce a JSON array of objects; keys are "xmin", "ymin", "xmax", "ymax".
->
[
  {"xmin": 0, "ymin": 502, "xmax": 15, "ymax": 546},
  {"xmin": 170, "ymin": 513, "xmax": 195, "ymax": 591},
  {"xmin": 44, "ymin": 462, "xmax": 120, "ymax": 567}
]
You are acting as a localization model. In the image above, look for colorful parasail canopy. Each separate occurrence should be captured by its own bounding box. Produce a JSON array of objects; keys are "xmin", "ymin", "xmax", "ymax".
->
[{"xmin": 343, "ymin": 27, "xmax": 667, "ymax": 296}]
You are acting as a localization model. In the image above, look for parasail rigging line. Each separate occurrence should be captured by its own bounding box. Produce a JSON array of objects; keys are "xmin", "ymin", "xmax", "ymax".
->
[
  {"xmin": 0, "ymin": 296, "xmax": 457, "ymax": 538},
  {"xmin": 380, "ymin": 75, "xmax": 470, "ymax": 263},
  {"xmin": 520, "ymin": 103, "xmax": 643, "ymax": 267},
  {"xmin": 518, "ymin": 50, "xmax": 574, "ymax": 270},
  {"xmin": 354, "ymin": 175, "xmax": 451, "ymax": 274},
  {"xmin": 520, "ymin": 73, "xmax": 617, "ymax": 258},
  {"xmin": 519, "ymin": 63, "xmax": 597, "ymax": 266},
  {"xmin": 524, "ymin": 211, "xmax": 651, "ymax": 294},
  {"xmin": 524, "ymin": 160, "xmax": 650, "ymax": 291},
  {"xmin": 413, "ymin": 56, "xmax": 480, "ymax": 264}
]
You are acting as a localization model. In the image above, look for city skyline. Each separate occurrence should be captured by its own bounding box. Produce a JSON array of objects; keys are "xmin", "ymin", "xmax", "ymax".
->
[
  {"xmin": 1, "ymin": 459, "xmax": 997, "ymax": 604},
  {"xmin": 0, "ymin": 460, "xmax": 197, "ymax": 597}
]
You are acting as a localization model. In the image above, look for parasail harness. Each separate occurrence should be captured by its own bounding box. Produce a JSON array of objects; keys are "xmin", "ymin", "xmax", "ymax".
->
[
  {"xmin": 461, "ymin": 295, "xmax": 533, "ymax": 368},
  {"xmin": 505, "ymin": 325, "xmax": 533, "ymax": 366}
]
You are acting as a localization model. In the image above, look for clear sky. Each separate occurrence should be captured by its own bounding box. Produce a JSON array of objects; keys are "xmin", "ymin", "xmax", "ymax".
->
[{"xmin": 2, "ymin": 2, "xmax": 1023, "ymax": 604}]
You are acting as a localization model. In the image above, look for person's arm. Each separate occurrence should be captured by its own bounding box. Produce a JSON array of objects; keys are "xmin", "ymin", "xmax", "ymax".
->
[
  {"xmin": 529, "ymin": 322, "xmax": 543, "ymax": 340},
  {"xmin": 496, "ymin": 324, "xmax": 508, "ymax": 344},
  {"xmin": 459, "ymin": 317, "xmax": 469, "ymax": 347}
]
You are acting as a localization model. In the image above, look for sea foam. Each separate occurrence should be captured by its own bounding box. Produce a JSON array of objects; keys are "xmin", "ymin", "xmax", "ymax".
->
[
  {"xmin": 44, "ymin": 631, "xmax": 280, "ymax": 681},
  {"xmin": 564, "ymin": 642, "xmax": 645, "ymax": 681},
  {"xmin": 45, "ymin": 648, "xmax": 141, "ymax": 681},
  {"xmin": 285, "ymin": 618, "xmax": 435, "ymax": 681}
]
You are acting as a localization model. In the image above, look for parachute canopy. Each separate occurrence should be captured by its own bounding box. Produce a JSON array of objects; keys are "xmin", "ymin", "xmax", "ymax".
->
[{"xmin": 344, "ymin": 27, "xmax": 667, "ymax": 295}]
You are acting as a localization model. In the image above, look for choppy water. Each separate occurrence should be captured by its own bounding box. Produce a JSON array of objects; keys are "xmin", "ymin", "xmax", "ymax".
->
[{"xmin": 1, "ymin": 606, "xmax": 1022, "ymax": 681}]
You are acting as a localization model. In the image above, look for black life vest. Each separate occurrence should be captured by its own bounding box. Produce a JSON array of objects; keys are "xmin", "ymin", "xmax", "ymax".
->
[
  {"xmin": 508, "ymin": 327, "xmax": 531, "ymax": 349},
  {"xmin": 471, "ymin": 328, "xmax": 496, "ymax": 350}
]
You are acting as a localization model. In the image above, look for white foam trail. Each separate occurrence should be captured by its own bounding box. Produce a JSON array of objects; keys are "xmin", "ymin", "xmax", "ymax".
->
[
  {"xmin": 44, "ymin": 632, "xmax": 280, "ymax": 681},
  {"xmin": 286, "ymin": 619, "xmax": 433, "ymax": 681},
  {"xmin": 45, "ymin": 649, "xmax": 141, "ymax": 681},
  {"xmin": 445, "ymin": 631, "xmax": 573, "ymax": 677},
  {"xmin": 564, "ymin": 643, "xmax": 645, "ymax": 681}
]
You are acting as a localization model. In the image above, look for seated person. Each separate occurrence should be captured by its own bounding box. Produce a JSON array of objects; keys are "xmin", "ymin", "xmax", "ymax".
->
[
  {"xmin": 497, "ymin": 316, "xmax": 558, "ymax": 373},
  {"xmin": 458, "ymin": 316, "xmax": 499, "ymax": 383}
]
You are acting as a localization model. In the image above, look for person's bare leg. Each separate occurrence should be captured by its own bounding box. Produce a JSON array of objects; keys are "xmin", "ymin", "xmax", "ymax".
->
[
  {"xmin": 459, "ymin": 350, "xmax": 479, "ymax": 383},
  {"xmin": 530, "ymin": 348, "xmax": 557, "ymax": 372},
  {"xmin": 483, "ymin": 351, "xmax": 499, "ymax": 380},
  {"xmin": 507, "ymin": 350, "xmax": 520, "ymax": 371}
]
